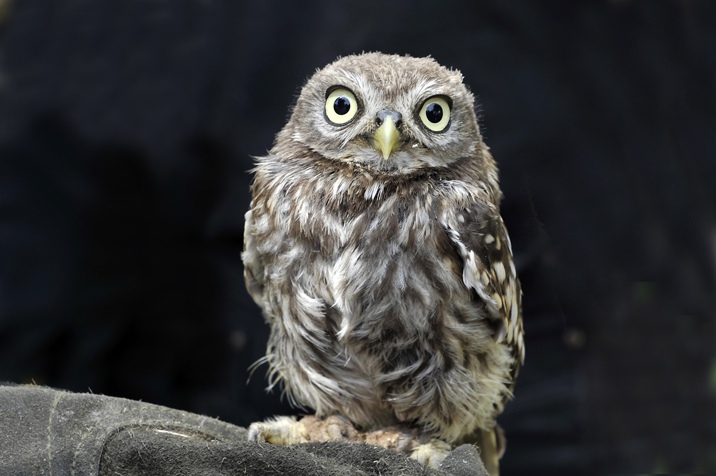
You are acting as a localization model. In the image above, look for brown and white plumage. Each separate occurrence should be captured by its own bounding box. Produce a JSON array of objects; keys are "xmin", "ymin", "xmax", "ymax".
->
[{"xmin": 243, "ymin": 53, "xmax": 524, "ymax": 470}]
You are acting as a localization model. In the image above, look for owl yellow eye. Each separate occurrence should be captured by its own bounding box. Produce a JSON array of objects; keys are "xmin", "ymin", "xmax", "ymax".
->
[
  {"xmin": 419, "ymin": 96, "xmax": 451, "ymax": 132},
  {"xmin": 325, "ymin": 88, "xmax": 358, "ymax": 125}
]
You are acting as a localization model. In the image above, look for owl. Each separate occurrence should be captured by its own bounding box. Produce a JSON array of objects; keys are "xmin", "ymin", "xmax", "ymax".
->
[{"xmin": 243, "ymin": 53, "xmax": 524, "ymax": 473}]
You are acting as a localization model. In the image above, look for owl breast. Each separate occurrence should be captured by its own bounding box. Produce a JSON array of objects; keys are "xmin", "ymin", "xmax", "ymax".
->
[{"xmin": 245, "ymin": 159, "xmax": 515, "ymax": 443}]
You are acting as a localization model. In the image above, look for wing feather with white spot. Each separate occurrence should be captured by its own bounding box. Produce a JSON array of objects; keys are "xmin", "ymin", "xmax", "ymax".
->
[{"xmin": 442, "ymin": 202, "xmax": 525, "ymax": 376}]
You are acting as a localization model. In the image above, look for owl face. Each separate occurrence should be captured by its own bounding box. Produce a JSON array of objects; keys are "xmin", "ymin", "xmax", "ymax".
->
[{"xmin": 282, "ymin": 53, "xmax": 483, "ymax": 174}]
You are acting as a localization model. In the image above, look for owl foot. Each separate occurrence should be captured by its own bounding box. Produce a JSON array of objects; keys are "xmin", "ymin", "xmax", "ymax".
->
[
  {"xmin": 410, "ymin": 439, "xmax": 453, "ymax": 469},
  {"xmin": 361, "ymin": 426, "xmax": 453, "ymax": 469},
  {"xmin": 247, "ymin": 415, "xmax": 359, "ymax": 445},
  {"xmin": 298, "ymin": 414, "xmax": 360, "ymax": 441},
  {"xmin": 247, "ymin": 416, "xmax": 308, "ymax": 445},
  {"xmin": 248, "ymin": 416, "xmax": 453, "ymax": 469}
]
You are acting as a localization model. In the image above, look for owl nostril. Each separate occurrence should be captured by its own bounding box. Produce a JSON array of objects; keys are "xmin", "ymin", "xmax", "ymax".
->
[{"xmin": 376, "ymin": 109, "xmax": 402, "ymax": 129}]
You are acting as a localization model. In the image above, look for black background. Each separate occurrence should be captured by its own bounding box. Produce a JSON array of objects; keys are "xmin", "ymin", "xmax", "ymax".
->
[{"xmin": 1, "ymin": 1, "xmax": 714, "ymax": 474}]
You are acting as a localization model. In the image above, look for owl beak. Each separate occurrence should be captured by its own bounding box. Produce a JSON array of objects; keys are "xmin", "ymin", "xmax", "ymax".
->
[{"xmin": 372, "ymin": 114, "xmax": 401, "ymax": 160}]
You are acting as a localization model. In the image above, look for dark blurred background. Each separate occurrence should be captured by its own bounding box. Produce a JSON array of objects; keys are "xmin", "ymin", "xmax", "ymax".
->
[{"xmin": 0, "ymin": 1, "xmax": 714, "ymax": 474}]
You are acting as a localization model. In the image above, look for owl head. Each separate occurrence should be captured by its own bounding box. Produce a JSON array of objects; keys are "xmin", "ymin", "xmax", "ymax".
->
[{"xmin": 274, "ymin": 53, "xmax": 485, "ymax": 174}]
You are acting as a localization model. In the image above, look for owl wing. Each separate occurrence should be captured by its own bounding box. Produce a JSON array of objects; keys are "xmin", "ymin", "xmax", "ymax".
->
[{"xmin": 442, "ymin": 202, "xmax": 525, "ymax": 372}]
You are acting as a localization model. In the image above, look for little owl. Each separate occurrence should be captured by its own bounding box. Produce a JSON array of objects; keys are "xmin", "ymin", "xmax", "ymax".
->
[{"xmin": 243, "ymin": 53, "xmax": 524, "ymax": 474}]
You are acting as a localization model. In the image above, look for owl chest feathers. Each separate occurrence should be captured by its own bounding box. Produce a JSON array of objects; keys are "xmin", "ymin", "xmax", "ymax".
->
[{"xmin": 251, "ymin": 159, "xmax": 489, "ymax": 342}]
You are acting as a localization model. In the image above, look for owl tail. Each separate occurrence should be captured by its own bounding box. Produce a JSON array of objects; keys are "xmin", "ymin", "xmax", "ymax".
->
[{"xmin": 466, "ymin": 425, "xmax": 506, "ymax": 476}]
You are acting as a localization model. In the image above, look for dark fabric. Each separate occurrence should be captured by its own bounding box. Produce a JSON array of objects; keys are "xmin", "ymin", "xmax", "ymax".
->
[
  {"xmin": 0, "ymin": 2, "xmax": 715, "ymax": 476},
  {"xmin": 0, "ymin": 385, "xmax": 487, "ymax": 476}
]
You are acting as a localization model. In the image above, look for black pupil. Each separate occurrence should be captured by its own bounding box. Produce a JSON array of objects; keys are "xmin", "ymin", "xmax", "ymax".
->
[
  {"xmin": 333, "ymin": 96, "xmax": 351, "ymax": 115},
  {"xmin": 425, "ymin": 103, "xmax": 443, "ymax": 123}
]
